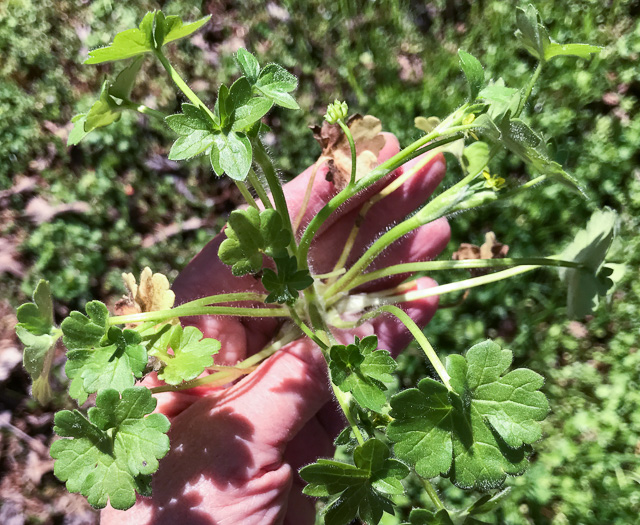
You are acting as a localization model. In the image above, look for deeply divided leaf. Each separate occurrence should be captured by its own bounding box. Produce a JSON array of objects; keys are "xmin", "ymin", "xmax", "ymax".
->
[
  {"xmin": 329, "ymin": 335, "xmax": 397, "ymax": 413},
  {"xmin": 61, "ymin": 302, "xmax": 147, "ymax": 404},
  {"xmin": 149, "ymin": 324, "xmax": 220, "ymax": 385},
  {"xmin": 300, "ymin": 438, "xmax": 408, "ymax": 525},
  {"xmin": 219, "ymin": 208, "xmax": 291, "ymax": 275},
  {"xmin": 50, "ymin": 387, "xmax": 170, "ymax": 509},
  {"xmin": 261, "ymin": 256, "xmax": 314, "ymax": 305},
  {"xmin": 388, "ymin": 340, "xmax": 548, "ymax": 490}
]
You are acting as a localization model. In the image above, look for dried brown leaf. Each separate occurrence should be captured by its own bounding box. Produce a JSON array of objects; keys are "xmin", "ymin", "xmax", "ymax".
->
[
  {"xmin": 310, "ymin": 114, "xmax": 386, "ymax": 190},
  {"xmin": 453, "ymin": 231, "xmax": 509, "ymax": 276},
  {"xmin": 115, "ymin": 267, "xmax": 175, "ymax": 323}
]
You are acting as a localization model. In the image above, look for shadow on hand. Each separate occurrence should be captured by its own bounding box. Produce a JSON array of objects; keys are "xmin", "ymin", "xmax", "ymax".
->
[{"xmin": 147, "ymin": 404, "xmax": 255, "ymax": 524}]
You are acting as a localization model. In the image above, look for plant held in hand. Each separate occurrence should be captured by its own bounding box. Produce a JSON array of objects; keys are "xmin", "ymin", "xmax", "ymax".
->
[{"xmin": 16, "ymin": 5, "xmax": 625, "ymax": 524}]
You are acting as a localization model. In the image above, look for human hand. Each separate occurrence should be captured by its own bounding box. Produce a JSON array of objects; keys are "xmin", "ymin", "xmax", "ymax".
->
[{"xmin": 101, "ymin": 132, "xmax": 450, "ymax": 525}]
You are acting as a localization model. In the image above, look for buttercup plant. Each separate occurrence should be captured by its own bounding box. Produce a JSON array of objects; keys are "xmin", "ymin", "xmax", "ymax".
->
[{"xmin": 16, "ymin": 5, "xmax": 624, "ymax": 524}]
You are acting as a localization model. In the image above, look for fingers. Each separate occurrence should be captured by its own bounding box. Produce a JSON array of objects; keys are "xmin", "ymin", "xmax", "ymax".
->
[
  {"xmin": 284, "ymin": 132, "xmax": 401, "ymax": 236},
  {"xmin": 309, "ymin": 151, "xmax": 447, "ymax": 273},
  {"xmin": 103, "ymin": 337, "xmax": 331, "ymax": 524}
]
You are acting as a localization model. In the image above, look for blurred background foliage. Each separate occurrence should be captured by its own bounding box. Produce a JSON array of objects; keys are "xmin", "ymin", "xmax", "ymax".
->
[{"xmin": 0, "ymin": 0, "xmax": 638, "ymax": 523}]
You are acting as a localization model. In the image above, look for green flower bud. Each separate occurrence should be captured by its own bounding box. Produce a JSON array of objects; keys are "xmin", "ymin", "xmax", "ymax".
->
[{"xmin": 324, "ymin": 100, "xmax": 348, "ymax": 124}]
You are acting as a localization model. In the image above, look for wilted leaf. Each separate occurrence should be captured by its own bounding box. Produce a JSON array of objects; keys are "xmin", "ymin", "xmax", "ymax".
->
[{"xmin": 311, "ymin": 114, "xmax": 386, "ymax": 190}]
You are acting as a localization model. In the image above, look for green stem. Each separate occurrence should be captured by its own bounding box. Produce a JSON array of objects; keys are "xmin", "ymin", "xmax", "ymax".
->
[
  {"xmin": 109, "ymin": 305, "xmax": 289, "ymax": 325},
  {"xmin": 515, "ymin": 61, "xmax": 543, "ymax": 118},
  {"xmin": 332, "ymin": 383, "xmax": 365, "ymax": 445},
  {"xmin": 297, "ymin": 120, "xmax": 475, "ymax": 265},
  {"xmin": 179, "ymin": 292, "xmax": 267, "ymax": 309},
  {"xmin": 337, "ymin": 119, "xmax": 357, "ymax": 186},
  {"xmin": 326, "ymin": 142, "xmax": 502, "ymax": 299},
  {"xmin": 235, "ymin": 180, "xmax": 260, "ymax": 209},
  {"xmin": 288, "ymin": 306, "xmax": 328, "ymax": 350},
  {"xmin": 370, "ymin": 265, "xmax": 539, "ymax": 304},
  {"xmin": 155, "ymin": 49, "xmax": 215, "ymax": 120},
  {"xmin": 248, "ymin": 168, "xmax": 274, "ymax": 209},
  {"xmin": 349, "ymin": 257, "xmax": 582, "ymax": 290},
  {"xmin": 121, "ymin": 100, "xmax": 166, "ymax": 121},
  {"xmin": 251, "ymin": 137, "xmax": 297, "ymax": 256},
  {"xmin": 360, "ymin": 305, "xmax": 451, "ymax": 390},
  {"xmin": 421, "ymin": 478, "xmax": 446, "ymax": 511}
]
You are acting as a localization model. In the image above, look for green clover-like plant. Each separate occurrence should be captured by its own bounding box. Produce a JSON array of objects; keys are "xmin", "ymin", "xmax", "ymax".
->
[
  {"xmin": 388, "ymin": 340, "xmax": 548, "ymax": 489},
  {"xmin": 50, "ymin": 387, "xmax": 170, "ymax": 509}
]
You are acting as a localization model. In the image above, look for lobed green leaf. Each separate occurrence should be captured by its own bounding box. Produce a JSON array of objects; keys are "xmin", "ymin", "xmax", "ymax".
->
[
  {"xmin": 62, "ymin": 303, "xmax": 147, "ymax": 404},
  {"xmin": 50, "ymin": 387, "xmax": 170, "ymax": 509},
  {"xmin": 85, "ymin": 11, "xmax": 209, "ymax": 64},
  {"xmin": 262, "ymin": 256, "xmax": 314, "ymax": 305},
  {"xmin": 515, "ymin": 4, "xmax": 601, "ymax": 63},
  {"xmin": 558, "ymin": 207, "xmax": 622, "ymax": 318},
  {"xmin": 16, "ymin": 280, "xmax": 60, "ymax": 404},
  {"xmin": 300, "ymin": 438, "xmax": 408, "ymax": 525},
  {"xmin": 329, "ymin": 335, "xmax": 396, "ymax": 413},
  {"xmin": 150, "ymin": 324, "xmax": 220, "ymax": 385},
  {"xmin": 219, "ymin": 208, "xmax": 291, "ymax": 275},
  {"xmin": 255, "ymin": 63, "xmax": 299, "ymax": 109},
  {"xmin": 388, "ymin": 340, "xmax": 548, "ymax": 490}
]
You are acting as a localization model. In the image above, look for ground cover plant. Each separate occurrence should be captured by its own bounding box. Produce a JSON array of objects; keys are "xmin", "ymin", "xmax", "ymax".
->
[{"xmin": 4, "ymin": 2, "xmax": 638, "ymax": 524}]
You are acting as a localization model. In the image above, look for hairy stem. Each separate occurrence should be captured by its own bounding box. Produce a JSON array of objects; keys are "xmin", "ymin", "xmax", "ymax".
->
[
  {"xmin": 348, "ymin": 256, "xmax": 582, "ymax": 290},
  {"xmin": 155, "ymin": 50, "xmax": 216, "ymax": 120},
  {"xmin": 252, "ymin": 137, "xmax": 297, "ymax": 256},
  {"xmin": 179, "ymin": 292, "xmax": 268, "ymax": 309},
  {"xmin": 360, "ymin": 305, "xmax": 451, "ymax": 390},
  {"xmin": 369, "ymin": 265, "xmax": 539, "ymax": 305},
  {"xmin": 332, "ymin": 383, "xmax": 365, "ymax": 445},
  {"xmin": 516, "ymin": 61, "xmax": 544, "ymax": 118},
  {"xmin": 121, "ymin": 100, "xmax": 166, "ymax": 120},
  {"xmin": 248, "ymin": 168, "xmax": 274, "ymax": 209},
  {"xmin": 337, "ymin": 119, "xmax": 357, "ymax": 186},
  {"xmin": 296, "ymin": 119, "xmax": 475, "ymax": 265},
  {"xmin": 235, "ymin": 180, "xmax": 260, "ymax": 209},
  {"xmin": 109, "ymin": 305, "xmax": 290, "ymax": 325},
  {"xmin": 421, "ymin": 478, "xmax": 446, "ymax": 511}
]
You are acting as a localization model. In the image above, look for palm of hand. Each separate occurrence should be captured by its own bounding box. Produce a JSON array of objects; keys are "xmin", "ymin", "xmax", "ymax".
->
[{"xmin": 102, "ymin": 133, "xmax": 450, "ymax": 524}]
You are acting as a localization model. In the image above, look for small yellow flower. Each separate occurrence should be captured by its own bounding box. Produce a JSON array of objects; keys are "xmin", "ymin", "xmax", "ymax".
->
[
  {"xmin": 483, "ymin": 169, "xmax": 506, "ymax": 190},
  {"xmin": 463, "ymin": 113, "xmax": 476, "ymax": 125}
]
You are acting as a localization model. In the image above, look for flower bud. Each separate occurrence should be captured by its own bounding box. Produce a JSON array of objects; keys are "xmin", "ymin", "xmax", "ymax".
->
[{"xmin": 324, "ymin": 100, "xmax": 348, "ymax": 124}]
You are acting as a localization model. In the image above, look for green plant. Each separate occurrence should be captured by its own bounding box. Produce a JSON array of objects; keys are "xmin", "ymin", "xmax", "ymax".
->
[{"xmin": 15, "ymin": 6, "xmax": 627, "ymax": 523}]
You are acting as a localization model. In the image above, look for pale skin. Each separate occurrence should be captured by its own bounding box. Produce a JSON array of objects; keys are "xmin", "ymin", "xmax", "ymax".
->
[{"xmin": 102, "ymin": 133, "xmax": 450, "ymax": 524}]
